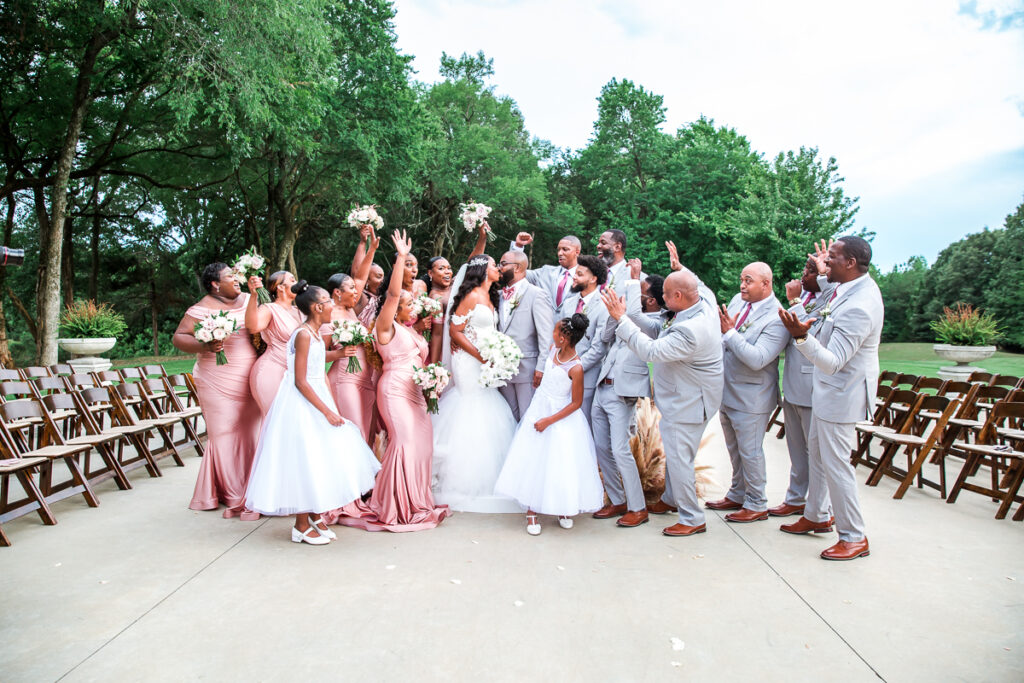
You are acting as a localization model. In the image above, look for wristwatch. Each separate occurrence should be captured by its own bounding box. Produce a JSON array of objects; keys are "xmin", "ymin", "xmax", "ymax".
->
[
  {"xmin": 795, "ymin": 335, "xmax": 808, "ymax": 344},
  {"xmin": 788, "ymin": 298, "xmax": 801, "ymax": 306}
]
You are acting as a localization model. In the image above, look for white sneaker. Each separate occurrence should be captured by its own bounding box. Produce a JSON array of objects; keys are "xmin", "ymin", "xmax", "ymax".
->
[
  {"xmin": 309, "ymin": 515, "xmax": 337, "ymax": 540},
  {"xmin": 558, "ymin": 516, "xmax": 573, "ymax": 529},
  {"xmin": 292, "ymin": 526, "xmax": 330, "ymax": 545},
  {"xmin": 526, "ymin": 514, "xmax": 541, "ymax": 536}
]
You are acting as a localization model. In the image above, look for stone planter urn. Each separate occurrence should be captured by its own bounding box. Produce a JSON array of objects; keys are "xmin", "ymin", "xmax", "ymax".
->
[
  {"xmin": 58, "ymin": 337, "xmax": 116, "ymax": 373},
  {"xmin": 933, "ymin": 343, "xmax": 997, "ymax": 381}
]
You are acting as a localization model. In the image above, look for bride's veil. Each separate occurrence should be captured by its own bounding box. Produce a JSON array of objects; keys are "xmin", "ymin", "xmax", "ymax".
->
[{"xmin": 440, "ymin": 262, "xmax": 468, "ymax": 375}]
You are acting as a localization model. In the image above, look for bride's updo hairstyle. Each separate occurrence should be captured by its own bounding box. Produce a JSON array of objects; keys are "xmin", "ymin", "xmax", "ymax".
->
[
  {"xmin": 291, "ymin": 280, "xmax": 327, "ymax": 316},
  {"xmin": 558, "ymin": 313, "xmax": 589, "ymax": 346},
  {"xmin": 449, "ymin": 255, "xmax": 500, "ymax": 315}
]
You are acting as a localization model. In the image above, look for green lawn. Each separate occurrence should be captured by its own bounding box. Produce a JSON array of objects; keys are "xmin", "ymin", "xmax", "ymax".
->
[{"xmin": 117, "ymin": 343, "xmax": 1024, "ymax": 381}]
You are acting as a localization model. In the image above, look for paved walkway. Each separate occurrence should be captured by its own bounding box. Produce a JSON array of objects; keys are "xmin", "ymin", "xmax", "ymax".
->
[{"xmin": 2, "ymin": 422, "xmax": 1022, "ymax": 682}]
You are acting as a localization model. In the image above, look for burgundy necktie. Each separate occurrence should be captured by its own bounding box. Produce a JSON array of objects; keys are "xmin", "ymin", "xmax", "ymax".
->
[
  {"xmin": 803, "ymin": 291, "xmax": 815, "ymax": 306},
  {"xmin": 556, "ymin": 270, "xmax": 570, "ymax": 306},
  {"xmin": 734, "ymin": 303, "xmax": 752, "ymax": 330},
  {"xmin": 575, "ymin": 297, "xmax": 585, "ymax": 314}
]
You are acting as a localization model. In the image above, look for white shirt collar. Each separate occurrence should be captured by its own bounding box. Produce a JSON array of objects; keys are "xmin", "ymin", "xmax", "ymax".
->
[
  {"xmin": 740, "ymin": 294, "xmax": 775, "ymax": 317},
  {"xmin": 832, "ymin": 273, "xmax": 867, "ymax": 299}
]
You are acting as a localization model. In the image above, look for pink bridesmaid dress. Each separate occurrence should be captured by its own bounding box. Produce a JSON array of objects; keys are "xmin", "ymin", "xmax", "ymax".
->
[
  {"xmin": 332, "ymin": 324, "xmax": 448, "ymax": 532},
  {"xmin": 249, "ymin": 303, "xmax": 303, "ymax": 416},
  {"xmin": 187, "ymin": 294, "xmax": 263, "ymax": 518},
  {"xmin": 321, "ymin": 321, "xmax": 377, "ymax": 444}
]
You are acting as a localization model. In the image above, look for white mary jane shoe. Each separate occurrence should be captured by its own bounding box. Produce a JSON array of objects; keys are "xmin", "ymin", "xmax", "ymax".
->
[
  {"xmin": 308, "ymin": 515, "xmax": 337, "ymax": 540},
  {"xmin": 526, "ymin": 514, "xmax": 542, "ymax": 536},
  {"xmin": 558, "ymin": 516, "xmax": 573, "ymax": 529},
  {"xmin": 292, "ymin": 526, "xmax": 330, "ymax": 545}
]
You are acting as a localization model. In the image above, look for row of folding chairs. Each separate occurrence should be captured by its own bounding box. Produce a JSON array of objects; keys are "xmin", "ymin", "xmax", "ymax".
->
[
  {"xmin": 878, "ymin": 370, "xmax": 1024, "ymax": 391},
  {"xmin": 0, "ymin": 366, "xmax": 206, "ymax": 546},
  {"xmin": 854, "ymin": 381, "xmax": 1024, "ymax": 520}
]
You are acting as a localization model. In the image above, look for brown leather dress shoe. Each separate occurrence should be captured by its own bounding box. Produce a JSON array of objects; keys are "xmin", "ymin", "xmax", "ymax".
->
[
  {"xmin": 592, "ymin": 503, "xmax": 627, "ymax": 519},
  {"xmin": 616, "ymin": 510, "xmax": 649, "ymax": 527},
  {"xmin": 646, "ymin": 500, "xmax": 678, "ymax": 514},
  {"xmin": 821, "ymin": 539, "xmax": 870, "ymax": 561},
  {"xmin": 780, "ymin": 516, "xmax": 834, "ymax": 535},
  {"xmin": 767, "ymin": 502, "xmax": 805, "ymax": 517},
  {"xmin": 704, "ymin": 497, "xmax": 743, "ymax": 511},
  {"xmin": 724, "ymin": 508, "xmax": 769, "ymax": 523},
  {"xmin": 662, "ymin": 523, "xmax": 707, "ymax": 536}
]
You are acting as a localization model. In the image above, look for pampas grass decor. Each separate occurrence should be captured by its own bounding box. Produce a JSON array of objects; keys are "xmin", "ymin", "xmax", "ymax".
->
[{"xmin": 629, "ymin": 398, "xmax": 718, "ymax": 504}]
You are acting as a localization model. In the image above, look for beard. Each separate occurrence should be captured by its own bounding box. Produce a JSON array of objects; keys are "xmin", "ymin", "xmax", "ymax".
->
[
  {"xmin": 498, "ymin": 270, "xmax": 514, "ymax": 287},
  {"xmin": 570, "ymin": 282, "xmax": 586, "ymax": 294},
  {"xmin": 598, "ymin": 249, "xmax": 614, "ymax": 265}
]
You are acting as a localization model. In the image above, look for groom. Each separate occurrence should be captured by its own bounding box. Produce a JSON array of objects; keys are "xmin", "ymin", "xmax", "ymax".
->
[{"xmin": 497, "ymin": 250, "xmax": 555, "ymax": 421}]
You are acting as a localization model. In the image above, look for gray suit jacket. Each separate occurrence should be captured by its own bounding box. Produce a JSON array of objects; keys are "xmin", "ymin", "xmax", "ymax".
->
[
  {"xmin": 795, "ymin": 275, "xmax": 884, "ymax": 423},
  {"xmin": 597, "ymin": 280, "xmax": 652, "ymax": 398},
  {"xmin": 574, "ymin": 291, "xmax": 609, "ymax": 390},
  {"xmin": 616, "ymin": 298, "xmax": 723, "ymax": 425},
  {"xmin": 510, "ymin": 242, "xmax": 574, "ymax": 313},
  {"xmin": 781, "ymin": 282, "xmax": 838, "ymax": 407},
  {"xmin": 500, "ymin": 281, "xmax": 555, "ymax": 384},
  {"xmin": 721, "ymin": 294, "xmax": 789, "ymax": 415}
]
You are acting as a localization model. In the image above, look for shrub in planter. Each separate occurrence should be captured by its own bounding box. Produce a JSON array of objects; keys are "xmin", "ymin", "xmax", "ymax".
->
[
  {"xmin": 929, "ymin": 302, "xmax": 1000, "ymax": 346},
  {"xmin": 59, "ymin": 300, "xmax": 127, "ymax": 339}
]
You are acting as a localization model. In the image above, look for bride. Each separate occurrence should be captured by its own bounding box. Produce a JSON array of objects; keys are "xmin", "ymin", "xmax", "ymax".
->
[{"xmin": 431, "ymin": 254, "xmax": 520, "ymax": 512}]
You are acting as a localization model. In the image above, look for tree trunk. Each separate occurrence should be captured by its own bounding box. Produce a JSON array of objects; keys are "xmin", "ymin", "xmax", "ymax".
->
[
  {"xmin": 150, "ymin": 276, "xmax": 159, "ymax": 356},
  {"xmin": 0, "ymin": 196, "xmax": 16, "ymax": 367},
  {"xmin": 89, "ymin": 176, "xmax": 100, "ymax": 301},
  {"xmin": 62, "ymin": 206, "xmax": 74, "ymax": 304},
  {"xmin": 34, "ymin": 21, "xmax": 116, "ymax": 364}
]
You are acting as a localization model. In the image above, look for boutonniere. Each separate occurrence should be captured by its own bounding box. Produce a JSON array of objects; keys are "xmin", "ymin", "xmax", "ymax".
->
[
  {"xmin": 661, "ymin": 315, "xmax": 675, "ymax": 331},
  {"xmin": 820, "ymin": 302, "xmax": 832, "ymax": 320},
  {"xmin": 738, "ymin": 322, "xmax": 751, "ymax": 334},
  {"xmin": 508, "ymin": 294, "xmax": 522, "ymax": 312},
  {"xmin": 805, "ymin": 301, "xmax": 817, "ymax": 313}
]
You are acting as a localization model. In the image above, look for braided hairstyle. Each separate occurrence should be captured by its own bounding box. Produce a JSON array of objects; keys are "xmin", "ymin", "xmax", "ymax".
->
[
  {"xmin": 291, "ymin": 280, "xmax": 327, "ymax": 316},
  {"xmin": 449, "ymin": 255, "xmax": 500, "ymax": 315},
  {"xmin": 557, "ymin": 313, "xmax": 590, "ymax": 346}
]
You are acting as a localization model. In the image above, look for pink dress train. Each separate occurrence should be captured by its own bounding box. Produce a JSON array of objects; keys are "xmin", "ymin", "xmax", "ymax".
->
[
  {"xmin": 321, "ymin": 321, "xmax": 377, "ymax": 444},
  {"xmin": 187, "ymin": 295, "xmax": 262, "ymax": 518},
  {"xmin": 249, "ymin": 303, "xmax": 302, "ymax": 416},
  {"xmin": 330, "ymin": 324, "xmax": 448, "ymax": 532}
]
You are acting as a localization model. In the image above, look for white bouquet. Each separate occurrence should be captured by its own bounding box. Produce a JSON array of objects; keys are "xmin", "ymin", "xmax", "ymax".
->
[
  {"xmin": 459, "ymin": 201, "xmax": 493, "ymax": 240},
  {"xmin": 193, "ymin": 310, "xmax": 241, "ymax": 365},
  {"xmin": 329, "ymin": 319, "xmax": 375, "ymax": 373},
  {"xmin": 412, "ymin": 363, "xmax": 451, "ymax": 414},
  {"xmin": 232, "ymin": 246, "xmax": 270, "ymax": 304},
  {"xmin": 409, "ymin": 293, "xmax": 443, "ymax": 323},
  {"xmin": 474, "ymin": 329, "xmax": 524, "ymax": 388},
  {"xmin": 347, "ymin": 204, "xmax": 384, "ymax": 249}
]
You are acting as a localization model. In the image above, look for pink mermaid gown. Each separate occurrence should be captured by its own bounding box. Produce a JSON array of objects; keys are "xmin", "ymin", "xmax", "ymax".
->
[
  {"xmin": 187, "ymin": 294, "xmax": 263, "ymax": 518},
  {"xmin": 249, "ymin": 303, "xmax": 302, "ymax": 416},
  {"xmin": 332, "ymin": 324, "xmax": 448, "ymax": 532},
  {"xmin": 321, "ymin": 320, "xmax": 377, "ymax": 444}
]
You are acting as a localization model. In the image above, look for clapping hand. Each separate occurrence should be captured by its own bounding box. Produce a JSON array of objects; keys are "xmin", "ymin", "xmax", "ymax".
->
[
  {"xmin": 785, "ymin": 279, "xmax": 802, "ymax": 301},
  {"xmin": 778, "ymin": 308, "xmax": 815, "ymax": 338},
  {"xmin": 628, "ymin": 258, "xmax": 642, "ymax": 280},
  {"xmin": 514, "ymin": 231, "xmax": 533, "ymax": 247},
  {"xmin": 601, "ymin": 288, "xmax": 627, "ymax": 321},
  {"xmin": 391, "ymin": 229, "xmax": 412, "ymax": 256},
  {"xmin": 665, "ymin": 241, "xmax": 683, "ymax": 272},
  {"xmin": 809, "ymin": 239, "xmax": 833, "ymax": 275},
  {"xmin": 719, "ymin": 304, "xmax": 737, "ymax": 334}
]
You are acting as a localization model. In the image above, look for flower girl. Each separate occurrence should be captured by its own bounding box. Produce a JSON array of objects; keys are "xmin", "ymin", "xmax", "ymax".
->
[
  {"xmin": 246, "ymin": 281, "xmax": 381, "ymax": 545},
  {"xmin": 494, "ymin": 314, "xmax": 604, "ymax": 535}
]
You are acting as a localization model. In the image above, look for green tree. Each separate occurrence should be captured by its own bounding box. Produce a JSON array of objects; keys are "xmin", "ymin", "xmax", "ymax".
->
[{"xmin": 876, "ymin": 255, "xmax": 929, "ymax": 342}]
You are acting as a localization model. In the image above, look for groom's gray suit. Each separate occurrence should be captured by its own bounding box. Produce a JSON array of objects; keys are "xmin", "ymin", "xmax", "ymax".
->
[
  {"xmin": 719, "ymin": 293, "xmax": 789, "ymax": 512},
  {"xmin": 498, "ymin": 280, "xmax": 554, "ymax": 421},
  {"xmin": 616, "ymin": 294, "xmax": 723, "ymax": 527},
  {"xmin": 591, "ymin": 280, "xmax": 654, "ymax": 512},
  {"xmin": 794, "ymin": 274, "xmax": 883, "ymax": 542},
  {"xmin": 572, "ymin": 289, "xmax": 610, "ymax": 424}
]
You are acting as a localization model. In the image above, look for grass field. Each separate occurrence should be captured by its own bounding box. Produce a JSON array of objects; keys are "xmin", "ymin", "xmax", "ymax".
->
[{"xmin": 113, "ymin": 343, "xmax": 1024, "ymax": 380}]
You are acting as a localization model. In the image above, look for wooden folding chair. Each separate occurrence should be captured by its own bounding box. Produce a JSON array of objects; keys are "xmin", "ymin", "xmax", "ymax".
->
[
  {"xmin": 968, "ymin": 370, "xmax": 994, "ymax": 385},
  {"xmin": 49, "ymin": 363, "xmax": 72, "ymax": 376},
  {"xmin": 915, "ymin": 376, "xmax": 946, "ymax": 395},
  {"xmin": 947, "ymin": 402, "xmax": 1024, "ymax": 519},
  {"xmin": 77, "ymin": 386, "xmax": 163, "ymax": 478},
  {"xmin": 0, "ymin": 368, "xmax": 23, "ymax": 382},
  {"xmin": 19, "ymin": 366, "xmax": 52, "ymax": 381},
  {"xmin": 118, "ymin": 367, "xmax": 144, "ymax": 383},
  {"xmin": 0, "ymin": 400, "xmax": 98, "ymax": 509},
  {"xmin": 165, "ymin": 373, "xmax": 206, "ymax": 439},
  {"xmin": 135, "ymin": 378, "xmax": 204, "ymax": 456},
  {"xmin": 0, "ymin": 454, "xmax": 55, "ymax": 546},
  {"xmin": 765, "ymin": 402, "xmax": 785, "ymax": 439},
  {"xmin": 39, "ymin": 391, "xmax": 132, "ymax": 491},
  {"xmin": 0, "ymin": 380, "xmax": 46, "ymax": 449},
  {"xmin": 990, "ymin": 374, "xmax": 1021, "ymax": 389},
  {"xmin": 852, "ymin": 389, "xmax": 922, "ymax": 468},
  {"xmin": 110, "ymin": 382, "xmax": 185, "ymax": 467},
  {"xmin": 868, "ymin": 395, "xmax": 961, "ymax": 498}
]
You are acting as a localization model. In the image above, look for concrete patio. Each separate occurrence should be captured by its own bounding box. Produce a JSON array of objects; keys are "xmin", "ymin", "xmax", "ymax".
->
[{"xmin": 2, "ymin": 421, "xmax": 1022, "ymax": 682}]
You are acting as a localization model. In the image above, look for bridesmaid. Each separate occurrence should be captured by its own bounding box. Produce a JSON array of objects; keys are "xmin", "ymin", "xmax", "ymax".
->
[
  {"xmin": 245, "ymin": 270, "xmax": 303, "ymax": 416},
  {"xmin": 421, "ymin": 256, "xmax": 454, "ymax": 309},
  {"xmin": 333, "ymin": 230, "xmax": 449, "ymax": 532},
  {"xmin": 322, "ymin": 226, "xmax": 381, "ymax": 443},
  {"xmin": 351, "ymin": 225, "xmax": 386, "ymax": 327},
  {"xmin": 172, "ymin": 262, "xmax": 262, "ymax": 520}
]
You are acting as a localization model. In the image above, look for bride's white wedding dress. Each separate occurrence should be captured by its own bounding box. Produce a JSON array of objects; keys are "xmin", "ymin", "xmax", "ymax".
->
[{"xmin": 431, "ymin": 303, "xmax": 520, "ymax": 512}]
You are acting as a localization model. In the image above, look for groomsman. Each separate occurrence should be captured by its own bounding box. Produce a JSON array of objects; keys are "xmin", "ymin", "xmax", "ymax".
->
[
  {"xmin": 705, "ymin": 263, "xmax": 789, "ymax": 523},
  {"xmin": 562, "ymin": 254, "xmax": 609, "ymax": 422},
  {"xmin": 591, "ymin": 259, "xmax": 654, "ymax": 527},
  {"xmin": 511, "ymin": 232, "xmax": 581, "ymax": 315},
  {"xmin": 601, "ymin": 270, "xmax": 724, "ymax": 537},
  {"xmin": 778, "ymin": 236, "xmax": 882, "ymax": 561},
  {"xmin": 597, "ymin": 229, "xmax": 631, "ymax": 291},
  {"xmin": 768, "ymin": 256, "xmax": 836, "ymax": 517},
  {"xmin": 496, "ymin": 250, "xmax": 555, "ymax": 421}
]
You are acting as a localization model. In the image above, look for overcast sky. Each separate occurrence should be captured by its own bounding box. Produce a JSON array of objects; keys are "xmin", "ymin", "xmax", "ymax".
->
[{"xmin": 391, "ymin": 0, "xmax": 1024, "ymax": 270}]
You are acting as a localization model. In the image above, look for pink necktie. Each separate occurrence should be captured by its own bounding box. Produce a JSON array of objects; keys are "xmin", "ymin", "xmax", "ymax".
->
[
  {"xmin": 803, "ymin": 292, "xmax": 815, "ymax": 306},
  {"xmin": 734, "ymin": 303, "xmax": 752, "ymax": 330},
  {"xmin": 556, "ymin": 270, "xmax": 570, "ymax": 306},
  {"xmin": 575, "ymin": 297, "xmax": 585, "ymax": 314}
]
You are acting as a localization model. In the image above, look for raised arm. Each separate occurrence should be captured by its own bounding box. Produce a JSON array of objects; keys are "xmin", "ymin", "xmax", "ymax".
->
[
  {"xmin": 374, "ymin": 230, "xmax": 412, "ymax": 346},
  {"xmin": 616, "ymin": 316, "xmax": 700, "ymax": 363},
  {"xmin": 469, "ymin": 220, "xmax": 489, "ymax": 259},
  {"xmin": 351, "ymin": 225, "xmax": 380, "ymax": 299},
  {"xmin": 622, "ymin": 279, "xmax": 661, "ymax": 338}
]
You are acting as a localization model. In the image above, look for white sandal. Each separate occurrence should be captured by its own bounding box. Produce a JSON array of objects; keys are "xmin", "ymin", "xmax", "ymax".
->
[
  {"xmin": 291, "ymin": 526, "xmax": 330, "ymax": 545},
  {"xmin": 558, "ymin": 516, "xmax": 573, "ymax": 529},
  {"xmin": 308, "ymin": 515, "xmax": 337, "ymax": 540},
  {"xmin": 526, "ymin": 514, "xmax": 541, "ymax": 536}
]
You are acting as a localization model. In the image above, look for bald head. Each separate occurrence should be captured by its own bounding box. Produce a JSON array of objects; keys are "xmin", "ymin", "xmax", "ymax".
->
[
  {"xmin": 663, "ymin": 270, "xmax": 700, "ymax": 312},
  {"xmin": 500, "ymin": 250, "xmax": 529, "ymax": 284},
  {"xmin": 740, "ymin": 261, "xmax": 773, "ymax": 303}
]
